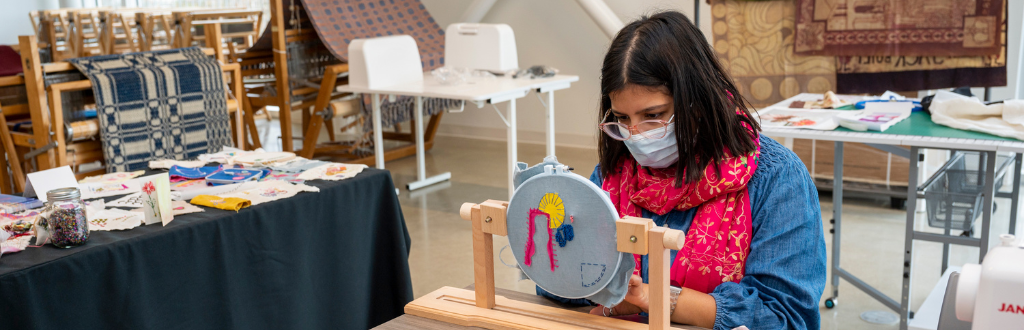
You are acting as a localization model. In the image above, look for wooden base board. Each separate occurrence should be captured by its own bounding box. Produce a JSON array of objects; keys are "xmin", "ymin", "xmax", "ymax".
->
[{"xmin": 405, "ymin": 286, "xmax": 692, "ymax": 330}]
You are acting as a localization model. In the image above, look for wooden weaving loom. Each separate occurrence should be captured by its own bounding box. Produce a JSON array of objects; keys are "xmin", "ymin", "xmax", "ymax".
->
[
  {"xmin": 407, "ymin": 199, "xmax": 700, "ymax": 330},
  {"xmin": 236, "ymin": 0, "xmax": 452, "ymax": 163},
  {"xmin": 16, "ymin": 35, "xmax": 246, "ymax": 180}
]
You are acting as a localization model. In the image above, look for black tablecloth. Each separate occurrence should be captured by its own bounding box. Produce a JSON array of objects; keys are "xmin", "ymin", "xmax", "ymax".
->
[{"xmin": 0, "ymin": 168, "xmax": 413, "ymax": 330}]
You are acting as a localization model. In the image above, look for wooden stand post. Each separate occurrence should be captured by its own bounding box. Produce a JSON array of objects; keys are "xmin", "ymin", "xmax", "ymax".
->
[{"xmin": 405, "ymin": 199, "xmax": 696, "ymax": 330}]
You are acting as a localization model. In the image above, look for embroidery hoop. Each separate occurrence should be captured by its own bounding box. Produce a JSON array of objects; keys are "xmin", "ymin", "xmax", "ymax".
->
[{"xmin": 506, "ymin": 164, "xmax": 626, "ymax": 300}]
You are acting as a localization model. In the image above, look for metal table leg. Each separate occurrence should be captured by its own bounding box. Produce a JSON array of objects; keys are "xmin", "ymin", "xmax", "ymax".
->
[
  {"xmin": 1009, "ymin": 153, "xmax": 1022, "ymax": 235},
  {"xmin": 372, "ymin": 93, "xmax": 385, "ymax": 169},
  {"xmin": 406, "ymin": 96, "xmax": 452, "ymax": 191},
  {"xmin": 506, "ymin": 98, "xmax": 517, "ymax": 198},
  {"xmin": 545, "ymin": 91, "xmax": 555, "ymax": 158},
  {"xmin": 979, "ymin": 151, "xmax": 997, "ymax": 260},
  {"xmin": 900, "ymin": 147, "xmax": 921, "ymax": 329},
  {"xmin": 827, "ymin": 141, "xmax": 843, "ymax": 308}
]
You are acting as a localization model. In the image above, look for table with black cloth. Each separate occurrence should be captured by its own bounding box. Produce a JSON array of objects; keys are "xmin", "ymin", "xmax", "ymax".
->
[{"xmin": 0, "ymin": 168, "xmax": 413, "ymax": 330}]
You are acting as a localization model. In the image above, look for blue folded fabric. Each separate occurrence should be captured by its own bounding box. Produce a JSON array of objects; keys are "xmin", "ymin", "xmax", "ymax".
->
[{"xmin": 169, "ymin": 165, "xmax": 223, "ymax": 180}]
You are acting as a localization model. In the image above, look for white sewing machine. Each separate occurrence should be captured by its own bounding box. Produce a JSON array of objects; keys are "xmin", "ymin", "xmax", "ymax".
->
[
  {"xmin": 444, "ymin": 23, "xmax": 518, "ymax": 72},
  {"xmin": 953, "ymin": 234, "xmax": 1024, "ymax": 329}
]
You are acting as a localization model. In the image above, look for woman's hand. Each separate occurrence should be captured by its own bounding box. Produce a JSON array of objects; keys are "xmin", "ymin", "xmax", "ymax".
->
[{"xmin": 589, "ymin": 275, "xmax": 650, "ymax": 316}]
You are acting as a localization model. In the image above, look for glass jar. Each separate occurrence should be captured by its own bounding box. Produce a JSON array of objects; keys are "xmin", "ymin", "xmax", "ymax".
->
[{"xmin": 44, "ymin": 187, "xmax": 89, "ymax": 248}]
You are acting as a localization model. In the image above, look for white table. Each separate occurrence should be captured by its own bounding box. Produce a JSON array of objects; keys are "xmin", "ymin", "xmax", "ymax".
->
[
  {"xmin": 761, "ymin": 93, "xmax": 1024, "ymax": 329},
  {"xmin": 337, "ymin": 74, "xmax": 580, "ymax": 194}
]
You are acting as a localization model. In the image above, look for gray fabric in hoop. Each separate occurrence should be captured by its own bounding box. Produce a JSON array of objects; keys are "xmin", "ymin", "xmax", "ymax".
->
[{"xmin": 507, "ymin": 162, "xmax": 632, "ymax": 306}]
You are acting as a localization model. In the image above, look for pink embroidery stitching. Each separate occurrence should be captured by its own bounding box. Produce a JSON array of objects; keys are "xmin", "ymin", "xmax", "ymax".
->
[
  {"xmin": 525, "ymin": 209, "xmax": 546, "ymax": 266},
  {"xmin": 547, "ymin": 220, "xmax": 558, "ymax": 271}
]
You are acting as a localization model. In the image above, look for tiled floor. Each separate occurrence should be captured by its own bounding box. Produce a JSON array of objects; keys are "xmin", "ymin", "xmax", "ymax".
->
[{"xmin": 259, "ymin": 118, "xmax": 1021, "ymax": 329}]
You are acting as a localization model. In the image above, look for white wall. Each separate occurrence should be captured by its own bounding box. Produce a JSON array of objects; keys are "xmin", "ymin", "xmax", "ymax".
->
[
  {"xmin": 422, "ymin": 0, "xmax": 712, "ymax": 149},
  {"xmin": 0, "ymin": 0, "xmax": 59, "ymax": 45}
]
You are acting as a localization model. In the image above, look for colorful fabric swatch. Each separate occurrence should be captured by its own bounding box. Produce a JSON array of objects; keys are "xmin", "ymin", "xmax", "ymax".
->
[
  {"xmin": 86, "ymin": 208, "xmax": 143, "ymax": 231},
  {"xmin": 0, "ymin": 194, "xmax": 44, "ymax": 214},
  {"xmin": 190, "ymin": 195, "xmax": 251, "ymax": 211},
  {"xmin": 78, "ymin": 170, "xmax": 145, "ymax": 183},
  {"xmin": 218, "ymin": 181, "xmax": 320, "ymax": 206},
  {"xmin": 205, "ymin": 168, "xmax": 267, "ymax": 185},
  {"xmin": 80, "ymin": 180, "xmax": 141, "ymax": 200},
  {"xmin": 260, "ymin": 172, "xmax": 305, "ymax": 184},
  {"xmin": 297, "ymin": 163, "xmax": 367, "ymax": 181},
  {"xmin": 170, "ymin": 165, "xmax": 223, "ymax": 180},
  {"xmin": 268, "ymin": 157, "xmax": 331, "ymax": 173},
  {"xmin": 149, "ymin": 159, "xmax": 207, "ymax": 169}
]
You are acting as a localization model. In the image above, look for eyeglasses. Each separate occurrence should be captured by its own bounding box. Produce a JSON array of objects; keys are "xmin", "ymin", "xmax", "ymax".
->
[{"xmin": 598, "ymin": 112, "xmax": 674, "ymax": 141}]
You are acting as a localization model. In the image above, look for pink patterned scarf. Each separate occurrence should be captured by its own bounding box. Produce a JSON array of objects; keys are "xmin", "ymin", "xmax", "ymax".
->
[{"xmin": 602, "ymin": 135, "xmax": 759, "ymax": 293}]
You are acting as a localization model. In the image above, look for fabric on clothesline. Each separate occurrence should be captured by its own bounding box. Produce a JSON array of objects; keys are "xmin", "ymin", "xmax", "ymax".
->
[
  {"xmin": 793, "ymin": 0, "xmax": 1004, "ymax": 57},
  {"xmin": 68, "ymin": 47, "xmax": 233, "ymax": 173},
  {"xmin": 834, "ymin": 1, "xmax": 1009, "ymax": 94},
  {"xmin": 300, "ymin": 0, "xmax": 447, "ymax": 70},
  {"xmin": 931, "ymin": 98, "xmax": 1024, "ymax": 141},
  {"xmin": 359, "ymin": 95, "xmax": 462, "ymax": 132}
]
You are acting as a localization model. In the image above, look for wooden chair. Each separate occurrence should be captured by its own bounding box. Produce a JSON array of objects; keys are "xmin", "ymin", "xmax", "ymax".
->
[
  {"xmin": 135, "ymin": 10, "xmax": 175, "ymax": 52},
  {"xmin": 0, "ymin": 69, "xmax": 29, "ymax": 193},
  {"xmin": 40, "ymin": 10, "xmax": 77, "ymax": 62},
  {"xmin": 173, "ymin": 9, "xmax": 261, "ymax": 54},
  {"xmin": 72, "ymin": 10, "xmax": 103, "ymax": 57},
  {"xmin": 99, "ymin": 11, "xmax": 139, "ymax": 55},
  {"xmin": 19, "ymin": 35, "xmax": 247, "ymax": 180}
]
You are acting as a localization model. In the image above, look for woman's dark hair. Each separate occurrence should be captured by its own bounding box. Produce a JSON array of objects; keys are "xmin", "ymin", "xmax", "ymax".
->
[{"xmin": 598, "ymin": 11, "xmax": 760, "ymax": 186}]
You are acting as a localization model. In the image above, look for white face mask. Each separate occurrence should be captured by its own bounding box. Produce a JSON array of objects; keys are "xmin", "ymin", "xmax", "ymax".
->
[{"xmin": 622, "ymin": 123, "xmax": 678, "ymax": 168}]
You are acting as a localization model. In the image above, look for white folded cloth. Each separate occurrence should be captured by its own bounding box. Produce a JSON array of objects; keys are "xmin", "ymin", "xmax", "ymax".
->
[{"xmin": 931, "ymin": 98, "xmax": 1024, "ymax": 141}]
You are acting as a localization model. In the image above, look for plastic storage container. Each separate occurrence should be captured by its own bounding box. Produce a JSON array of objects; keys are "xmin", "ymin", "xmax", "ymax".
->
[{"xmin": 921, "ymin": 152, "xmax": 1014, "ymax": 231}]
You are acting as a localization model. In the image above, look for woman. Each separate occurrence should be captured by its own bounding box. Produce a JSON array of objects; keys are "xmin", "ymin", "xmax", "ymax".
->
[{"xmin": 539, "ymin": 11, "xmax": 826, "ymax": 329}]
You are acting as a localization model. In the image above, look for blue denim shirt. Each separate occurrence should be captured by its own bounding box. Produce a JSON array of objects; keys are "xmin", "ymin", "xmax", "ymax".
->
[{"xmin": 537, "ymin": 135, "xmax": 826, "ymax": 330}]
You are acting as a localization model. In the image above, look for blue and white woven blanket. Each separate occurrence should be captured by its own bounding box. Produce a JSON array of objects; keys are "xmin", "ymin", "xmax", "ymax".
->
[{"xmin": 68, "ymin": 47, "xmax": 232, "ymax": 172}]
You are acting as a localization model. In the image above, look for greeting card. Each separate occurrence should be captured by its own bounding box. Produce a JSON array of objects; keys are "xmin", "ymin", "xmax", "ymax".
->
[{"xmin": 138, "ymin": 173, "xmax": 173, "ymax": 226}]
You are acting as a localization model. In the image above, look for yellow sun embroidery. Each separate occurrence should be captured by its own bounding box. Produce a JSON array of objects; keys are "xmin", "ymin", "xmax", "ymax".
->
[{"xmin": 539, "ymin": 193, "xmax": 565, "ymax": 229}]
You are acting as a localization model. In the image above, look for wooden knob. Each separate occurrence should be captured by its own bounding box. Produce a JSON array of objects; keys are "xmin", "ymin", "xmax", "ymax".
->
[
  {"xmin": 459, "ymin": 203, "xmax": 478, "ymax": 221},
  {"xmin": 662, "ymin": 229, "xmax": 685, "ymax": 250}
]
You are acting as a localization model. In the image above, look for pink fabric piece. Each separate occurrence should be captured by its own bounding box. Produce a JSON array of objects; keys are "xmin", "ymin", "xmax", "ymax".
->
[{"xmin": 601, "ymin": 114, "xmax": 760, "ymax": 293}]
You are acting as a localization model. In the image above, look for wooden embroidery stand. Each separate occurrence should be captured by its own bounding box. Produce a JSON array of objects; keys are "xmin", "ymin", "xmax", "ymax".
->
[{"xmin": 405, "ymin": 200, "xmax": 695, "ymax": 329}]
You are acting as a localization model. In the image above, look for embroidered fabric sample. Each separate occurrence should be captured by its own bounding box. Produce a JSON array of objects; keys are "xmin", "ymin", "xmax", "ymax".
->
[
  {"xmin": 170, "ymin": 179, "xmax": 210, "ymax": 192},
  {"xmin": 108, "ymin": 193, "xmax": 145, "ymax": 208},
  {"xmin": 190, "ymin": 195, "xmax": 251, "ymax": 211},
  {"xmin": 86, "ymin": 208, "xmax": 143, "ymax": 231},
  {"xmin": 0, "ymin": 235, "xmax": 33, "ymax": 257},
  {"xmin": 80, "ymin": 180, "xmax": 142, "ymax": 200},
  {"xmin": 268, "ymin": 157, "xmax": 331, "ymax": 173},
  {"xmin": 218, "ymin": 181, "xmax": 320, "ymax": 206},
  {"xmin": 296, "ymin": 163, "xmax": 367, "ymax": 181},
  {"xmin": 149, "ymin": 159, "xmax": 208, "ymax": 169},
  {"xmin": 79, "ymin": 170, "xmax": 145, "ymax": 183},
  {"xmin": 68, "ymin": 47, "xmax": 232, "ymax": 172},
  {"xmin": 198, "ymin": 147, "xmax": 265, "ymax": 164},
  {"xmin": 170, "ymin": 201, "xmax": 204, "ymax": 215},
  {"xmin": 260, "ymin": 172, "xmax": 305, "ymax": 184}
]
